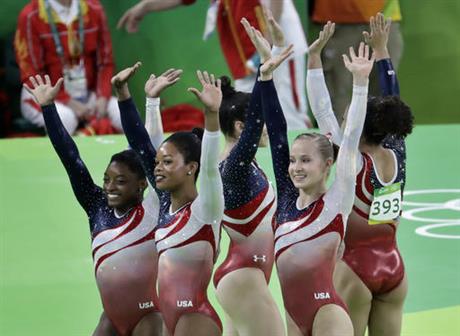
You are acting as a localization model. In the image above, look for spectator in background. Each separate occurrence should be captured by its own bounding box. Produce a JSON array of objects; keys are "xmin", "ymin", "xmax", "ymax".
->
[
  {"xmin": 118, "ymin": 0, "xmax": 311, "ymax": 130},
  {"xmin": 310, "ymin": 0, "xmax": 403, "ymax": 122},
  {"xmin": 15, "ymin": 0, "xmax": 122, "ymax": 135}
]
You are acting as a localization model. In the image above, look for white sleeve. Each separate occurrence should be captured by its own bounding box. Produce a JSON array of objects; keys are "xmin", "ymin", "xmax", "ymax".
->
[
  {"xmin": 145, "ymin": 97, "xmax": 164, "ymax": 149},
  {"xmin": 307, "ymin": 68, "xmax": 343, "ymax": 145},
  {"xmin": 325, "ymin": 83, "xmax": 368, "ymax": 216},
  {"xmin": 142, "ymin": 182, "xmax": 160, "ymax": 229},
  {"xmin": 191, "ymin": 130, "xmax": 224, "ymax": 226}
]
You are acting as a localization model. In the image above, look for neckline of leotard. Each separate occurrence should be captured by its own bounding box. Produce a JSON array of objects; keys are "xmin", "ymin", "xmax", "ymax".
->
[
  {"xmin": 113, "ymin": 207, "xmax": 133, "ymax": 219},
  {"xmin": 168, "ymin": 201, "xmax": 192, "ymax": 216},
  {"xmin": 367, "ymin": 149, "xmax": 398, "ymax": 186},
  {"xmin": 295, "ymin": 193, "xmax": 324, "ymax": 211}
]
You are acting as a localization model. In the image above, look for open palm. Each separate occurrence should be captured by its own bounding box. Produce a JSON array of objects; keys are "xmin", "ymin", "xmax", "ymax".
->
[
  {"xmin": 144, "ymin": 68, "xmax": 183, "ymax": 98},
  {"xmin": 309, "ymin": 21, "xmax": 335, "ymax": 55},
  {"xmin": 260, "ymin": 44, "xmax": 294, "ymax": 77},
  {"xmin": 263, "ymin": 6, "xmax": 285, "ymax": 47},
  {"xmin": 363, "ymin": 13, "xmax": 391, "ymax": 51},
  {"xmin": 188, "ymin": 70, "xmax": 222, "ymax": 113},
  {"xmin": 241, "ymin": 18, "xmax": 271, "ymax": 63},
  {"xmin": 24, "ymin": 75, "xmax": 63, "ymax": 106},
  {"xmin": 111, "ymin": 62, "xmax": 142, "ymax": 89},
  {"xmin": 343, "ymin": 42, "xmax": 375, "ymax": 79}
]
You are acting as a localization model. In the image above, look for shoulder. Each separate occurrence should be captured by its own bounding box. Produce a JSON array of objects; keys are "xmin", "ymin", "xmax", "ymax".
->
[
  {"xmin": 84, "ymin": 0, "xmax": 105, "ymax": 15},
  {"xmin": 18, "ymin": 1, "xmax": 39, "ymax": 21}
]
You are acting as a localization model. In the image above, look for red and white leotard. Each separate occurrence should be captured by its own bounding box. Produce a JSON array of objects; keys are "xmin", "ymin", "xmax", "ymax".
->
[
  {"xmin": 263, "ymin": 76, "xmax": 368, "ymax": 335},
  {"xmin": 119, "ymin": 96, "xmax": 224, "ymax": 335},
  {"xmin": 308, "ymin": 62, "xmax": 406, "ymax": 296},
  {"xmin": 214, "ymin": 79, "xmax": 276, "ymax": 287}
]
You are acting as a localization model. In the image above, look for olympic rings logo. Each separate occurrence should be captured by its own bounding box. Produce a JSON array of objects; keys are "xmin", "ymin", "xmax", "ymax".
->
[{"xmin": 402, "ymin": 189, "xmax": 460, "ymax": 239}]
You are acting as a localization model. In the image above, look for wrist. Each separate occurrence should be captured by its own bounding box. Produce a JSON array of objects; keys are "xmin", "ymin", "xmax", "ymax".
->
[
  {"xmin": 41, "ymin": 100, "xmax": 54, "ymax": 106},
  {"xmin": 353, "ymin": 76, "xmax": 369, "ymax": 87},
  {"xmin": 259, "ymin": 72, "xmax": 273, "ymax": 81},
  {"xmin": 146, "ymin": 97, "xmax": 160, "ymax": 106},
  {"xmin": 147, "ymin": 92, "xmax": 160, "ymax": 98},
  {"xmin": 205, "ymin": 107, "xmax": 219, "ymax": 114},
  {"xmin": 374, "ymin": 47, "xmax": 389, "ymax": 61},
  {"xmin": 307, "ymin": 53, "xmax": 323, "ymax": 69},
  {"xmin": 116, "ymin": 85, "xmax": 131, "ymax": 100}
]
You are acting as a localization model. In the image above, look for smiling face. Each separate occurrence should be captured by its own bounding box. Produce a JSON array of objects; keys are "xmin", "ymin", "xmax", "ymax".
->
[
  {"xmin": 154, "ymin": 141, "xmax": 197, "ymax": 192},
  {"xmin": 289, "ymin": 137, "xmax": 331, "ymax": 192},
  {"xmin": 103, "ymin": 161, "xmax": 146, "ymax": 213}
]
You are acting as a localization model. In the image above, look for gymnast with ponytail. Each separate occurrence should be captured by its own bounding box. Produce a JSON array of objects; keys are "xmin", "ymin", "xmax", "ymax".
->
[
  {"xmin": 212, "ymin": 29, "xmax": 292, "ymax": 334},
  {"xmin": 307, "ymin": 14, "xmax": 414, "ymax": 336}
]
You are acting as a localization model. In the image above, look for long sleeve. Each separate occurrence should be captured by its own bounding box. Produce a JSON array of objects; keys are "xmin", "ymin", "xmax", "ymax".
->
[
  {"xmin": 260, "ymin": 79, "xmax": 296, "ymax": 198},
  {"xmin": 119, "ymin": 98, "xmax": 157, "ymax": 186},
  {"xmin": 42, "ymin": 103, "xmax": 102, "ymax": 214},
  {"xmin": 14, "ymin": 9, "xmax": 44, "ymax": 87},
  {"xmin": 377, "ymin": 58, "xmax": 399, "ymax": 97},
  {"xmin": 191, "ymin": 130, "xmax": 224, "ymax": 225},
  {"xmin": 377, "ymin": 58, "xmax": 406, "ymax": 157},
  {"xmin": 222, "ymin": 79, "xmax": 263, "ymax": 180},
  {"xmin": 95, "ymin": 3, "xmax": 114, "ymax": 99},
  {"xmin": 307, "ymin": 68, "xmax": 343, "ymax": 145},
  {"xmin": 145, "ymin": 97, "xmax": 165, "ymax": 149},
  {"xmin": 326, "ymin": 83, "xmax": 369, "ymax": 215}
]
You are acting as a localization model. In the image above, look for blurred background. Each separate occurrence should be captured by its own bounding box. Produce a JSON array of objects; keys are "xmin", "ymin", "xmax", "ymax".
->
[{"xmin": 1, "ymin": 0, "xmax": 459, "ymax": 138}]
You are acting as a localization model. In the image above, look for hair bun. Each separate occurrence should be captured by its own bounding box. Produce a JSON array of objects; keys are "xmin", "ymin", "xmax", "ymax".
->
[
  {"xmin": 191, "ymin": 127, "xmax": 204, "ymax": 141},
  {"xmin": 220, "ymin": 75, "xmax": 235, "ymax": 98}
]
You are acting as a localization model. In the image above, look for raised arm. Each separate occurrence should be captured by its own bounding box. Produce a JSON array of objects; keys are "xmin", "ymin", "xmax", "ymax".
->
[
  {"xmin": 363, "ymin": 13, "xmax": 400, "ymax": 96},
  {"xmin": 240, "ymin": 18, "xmax": 295, "ymax": 197},
  {"xmin": 222, "ymin": 76, "xmax": 263, "ymax": 179},
  {"xmin": 188, "ymin": 70, "xmax": 224, "ymax": 224},
  {"xmin": 112, "ymin": 62, "xmax": 157, "ymax": 185},
  {"xmin": 117, "ymin": 0, "xmax": 191, "ymax": 33},
  {"xmin": 24, "ymin": 75, "xmax": 101, "ymax": 213},
  {"xmin": 306, "ymin": 21, "xmax": 343, "ymax": 145},
  {"xmin": 221, "ymin": 16, "xmax": 291, "ymax": 179},
  {"xmin": 328, "ymin": 43, "xmax": 374, "ymax": 215},
  {"xmin": 144, "ymin": 68, "xmax": 183, "ymax": 147}
]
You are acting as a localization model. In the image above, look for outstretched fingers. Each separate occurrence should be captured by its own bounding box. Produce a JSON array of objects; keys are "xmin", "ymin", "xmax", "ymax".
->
[
  {"xmin": 196, "ymin": 70, "xmax": 206, "ymax": 86},
  {"xmin": 29, "ymin": 76, "xmax": 38, "ymax": 88},
  {"xmin": 54, "ymin": 77, "xmax": 64, "ymax": 91},
  {"xmin": 210, "ymin": 73, "xmax": 216, "ymax": 86},
  {"xmin": 202, "ymin": 71, "xmax": 211, "ymax": 85},
  {"xmin": 349, "ymin": 46, "xmax": 357, "ymax": 61},
  {"xmin": 44, "ymin": 74, "xmax": 51, "ymax": 86},
  {"xmin": 364, "ymin": 43, "xmax": 369, "ymax": 60},
  {"xmin": 23, "ymin": 82, "xmax": 33, "ymax": 95},
  {"xmin": 241, "ymin": 18, "xmax": 254, "ymax": 40},
  {"xmin": 342, "ymin": 53, "xmax": 351, "ymax": 68},
  {"xmin": 35, "ymin": 74, "xmax": 44, "ymax": 86},
  {"xmin": 131, "ymin": 61, "xmax": 142, "ymax": 73},
  {"xmin": 278, "ymin": 44, "xmax": 294, "ymax": 63}
]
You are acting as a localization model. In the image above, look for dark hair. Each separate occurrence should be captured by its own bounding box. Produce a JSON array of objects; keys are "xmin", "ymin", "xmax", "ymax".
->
[
  {"xmin": 219, "ymin": 75, "xmax": 251, "ymax": 137},
  {"xmin": 363, "ymin": 96, "xmax": 414, "ymax": 145},
  {"xmin": 109, "ymin": 149, "xmax": 146, "ymax": 179},
  {"xmin": 163, "ymin": 128, "xmax": 204, "ymax": 180},
  {"xmin": 294, "ymin": 132, "xmax": 339, "ymax": 162}
]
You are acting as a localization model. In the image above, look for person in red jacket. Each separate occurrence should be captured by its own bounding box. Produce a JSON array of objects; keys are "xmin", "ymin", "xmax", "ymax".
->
[
  {"xmin": 118, "ymin": 0, "xmax": 312, "ymax": 130},
  {"xmin": 15, "ymin": 0, "xmax": 121, "ymax": 135}
]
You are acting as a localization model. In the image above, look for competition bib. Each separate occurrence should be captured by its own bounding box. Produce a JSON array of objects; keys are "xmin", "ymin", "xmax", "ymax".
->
[
  {"xmin": 368, "ymin": 182, "xmax": 401, "ymax": 225},
  {"xmin": 64, "ymin": 61, "xmax": 88, "ymax": 100}
]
